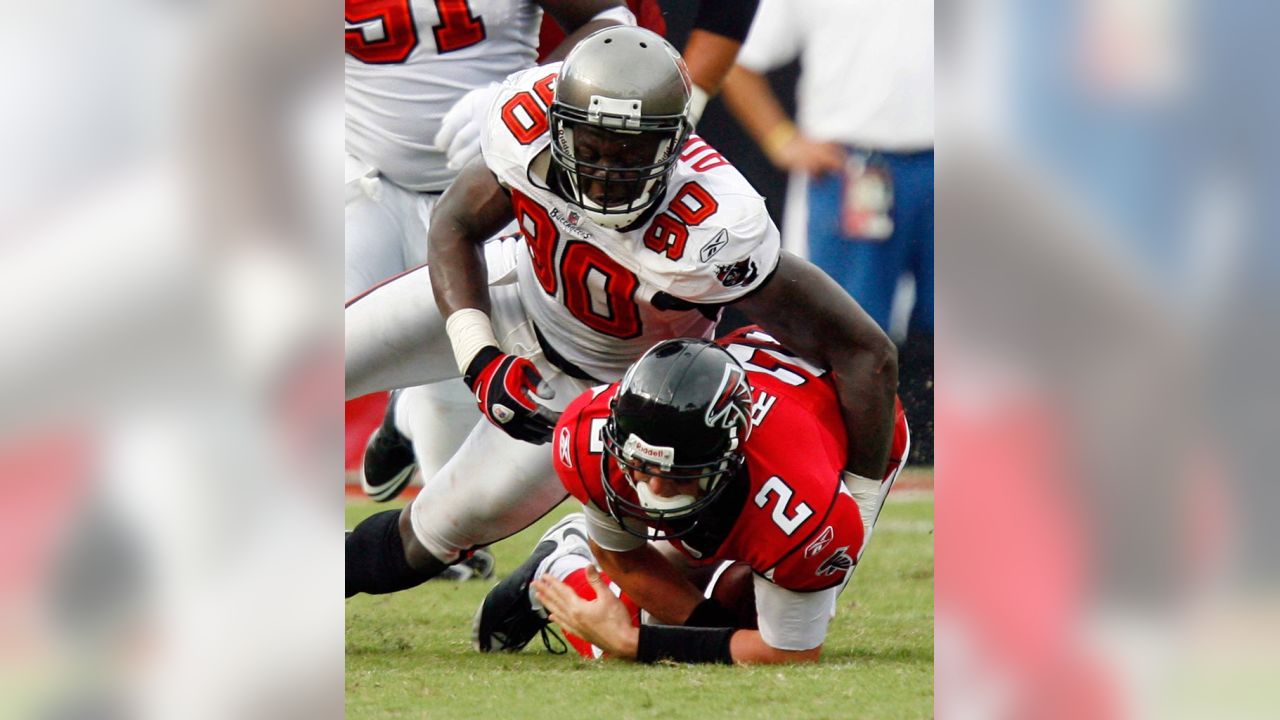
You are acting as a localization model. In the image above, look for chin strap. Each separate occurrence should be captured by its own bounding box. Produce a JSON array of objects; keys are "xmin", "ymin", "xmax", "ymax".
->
[{"xmin": 634, "ymin": 480, "xmax": 697, "ymax": 514}]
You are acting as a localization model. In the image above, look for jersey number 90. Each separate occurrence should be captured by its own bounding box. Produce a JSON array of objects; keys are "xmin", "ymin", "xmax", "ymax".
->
[{"xmin": 512, "ymin": 190, "xmax": 644, "ymax": 339}]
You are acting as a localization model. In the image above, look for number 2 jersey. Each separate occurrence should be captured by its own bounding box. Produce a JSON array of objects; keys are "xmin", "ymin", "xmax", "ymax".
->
[
  {"xmin": 346, "ymin": 0, "xmax": 543, "ymax": 191},
  {"xmin": 480, "ymin": 63, "xmax": 782, "ymax": 382},
  {"xmin": 552, "ymin": 327, "xmax": 910, "ymax": 593}
]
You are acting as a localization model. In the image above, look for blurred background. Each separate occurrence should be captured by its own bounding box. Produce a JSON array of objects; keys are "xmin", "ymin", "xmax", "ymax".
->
[
  {"xmin": 0, "ymin": 1, "xmax": 344, "ymax": 718},
  {"xmin": 1, "ymin": 0, "xmax": 1277, "ymax": 718},
  {"xmin": 934, "ymin": 0, "xmax": 1278, "ymax": 718}
]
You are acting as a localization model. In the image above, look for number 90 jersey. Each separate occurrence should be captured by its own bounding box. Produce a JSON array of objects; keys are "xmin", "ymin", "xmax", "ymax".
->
[
  {"xmin": 346, "ymin": 0, "xmax": 542, "ymax": 191},
  {"xmin": 481, "ymin": 64, "xmax": 782, "ymax": 382},
  {"xmin": 552, "ymin": 328, "xmax": 910, "ymax": 592}
]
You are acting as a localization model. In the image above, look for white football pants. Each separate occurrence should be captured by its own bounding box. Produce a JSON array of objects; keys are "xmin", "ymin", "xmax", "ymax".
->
[
  {"xmin": 345, "ymin": 153, "xmax": 481, "ymax": 481},
  {"xmin": 345, "ymin": 235, "xmax": 592, "ymax": 563}
]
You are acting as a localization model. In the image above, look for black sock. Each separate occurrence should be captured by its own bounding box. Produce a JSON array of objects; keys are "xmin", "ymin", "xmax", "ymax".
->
[{"xmin": 346, "ymin": 509, "xmax": 446, "ymax": 597}]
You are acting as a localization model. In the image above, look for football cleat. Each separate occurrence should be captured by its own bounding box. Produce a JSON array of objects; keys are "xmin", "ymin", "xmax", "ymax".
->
[
  {"xmin": 472, "ymin": 513, "xmax": 589, "ymax": 653},
  {"xmin": 432, "ymin": 548, "xmax": 497, "ymax": 582},
  {"xmin": 360, "ymin": 390, "xmax": 417, "ymax": 502}
]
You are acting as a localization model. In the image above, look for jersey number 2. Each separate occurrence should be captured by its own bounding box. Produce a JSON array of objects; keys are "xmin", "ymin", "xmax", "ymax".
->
[
  {"xmin": 754, "ymin": 476, "xmax": 814, "ymax": 536},
  {"xmin": 346, "ymin": 0, "xmax": 485, "ymax": 64}
]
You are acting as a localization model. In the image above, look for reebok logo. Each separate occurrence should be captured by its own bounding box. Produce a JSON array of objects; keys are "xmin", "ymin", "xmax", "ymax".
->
[
  {"xmin": 699, "ymin": 228, "xmax": 729, "ymax": 263},
  {"xmin": 804, "ymin": 526, "xmax": 835, "ymax": 559},
  {"xmin": 558, "ymin": 426, "xmax": 573, "ymax": 468}
]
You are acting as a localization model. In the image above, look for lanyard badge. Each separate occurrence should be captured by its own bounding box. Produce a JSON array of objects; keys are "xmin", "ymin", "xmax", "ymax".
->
[{"xmin": 841, "ymin": 153, "xmax": 894, "ymax": 241}]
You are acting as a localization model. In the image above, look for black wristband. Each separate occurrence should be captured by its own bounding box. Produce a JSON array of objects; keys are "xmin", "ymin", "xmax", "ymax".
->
[
  {"xmin": 684, "ymin": 598, "xmax": 737, "ymax": 628},
  {"xmin": 692, "ymin": 0, "xmax": 760, "ymax": 43},
  {"xmin": 636, "ymin": 624, "xmax": 735, "ymax": 665},
  {"xmin": 462, "ymin": 345, "xmax": 503, "ymax": 390}
]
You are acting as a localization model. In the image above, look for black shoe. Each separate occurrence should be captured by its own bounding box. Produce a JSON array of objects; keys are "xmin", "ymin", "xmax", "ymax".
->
[
  {"xmin": 431, "ymin": 548, "xmax": 497, "ymax": 582},
  {"xmin": 361, "ymin": 389, "xmax": 416, "ymax": 502},
  {"xmin": 472, "ymin": 514, "xmax": 587, "ymax": 653}
]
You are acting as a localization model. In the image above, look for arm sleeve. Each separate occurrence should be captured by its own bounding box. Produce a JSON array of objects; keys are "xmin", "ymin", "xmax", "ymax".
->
[
  {"xmin": 582, "ymin": 500, "xmax": 647, "ymax": 552},
  {"xmin": 734, "ymin": 0, "xmax": 802, "ymax": 74},
  {"xmin": 753, "ymin": 574, "xmax": 837, "ymax": 651},
  {"xmin": 692, "ymin": 0, "xmax": 760, "ymax": 43}
]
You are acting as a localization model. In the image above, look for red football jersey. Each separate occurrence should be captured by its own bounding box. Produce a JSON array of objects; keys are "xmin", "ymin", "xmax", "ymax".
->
[{"xmin": 552, "ymin": 327, "xmax": 909, "ymax": 592}]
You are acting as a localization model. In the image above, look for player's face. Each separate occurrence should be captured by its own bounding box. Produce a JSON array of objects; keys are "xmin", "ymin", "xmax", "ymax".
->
[
  {"xmin": 627, "ymin": 462, "xmax": 704, "ymax": 500},
  {"xmin": 571, "ymin": 124, "xmax": 666, "ymax": 207}
]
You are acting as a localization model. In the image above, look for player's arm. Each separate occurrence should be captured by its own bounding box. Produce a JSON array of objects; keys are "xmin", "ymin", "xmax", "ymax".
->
[
  {"xmin": 538, "ymin": 0, "xmax": 632, "ymax": 63},
  {"xmin": 723, "ymin": 575, "xmax": 837, "ymax": 664},
  {"xmin": 589, "ymin": 539, "xmax": 705, "ymax": 625},
  {"xmin": 734, "ymin": 252, "xmax": 898, "ymax": 480},
  {"xmin": 683, "ymin": 0, "xmax": 760, "ymax": 123},
  {"xmin": 428, "ymin": 158, "xmax": 561, "ymax": 443},
  {"xmin": 729, "ymin": 630, "xmax": 821, "ymax": 664},
  {"xmin": 535, "ymin": 567, "xmax": 824, "ymax": 664},
  {"xmin": 427, "ymin": 158, "xmax": 513, "ymax": 320},
  {"xmin": 716, "ymin": 0, "xmax": 842, "ymax": 174},
  {"xmin": 720, "ymin": 65, "xmax": 844, "ymax": 175},
  {"xmin": 719, "ymin": 64, "xmax": 783, "ymax": 144}
]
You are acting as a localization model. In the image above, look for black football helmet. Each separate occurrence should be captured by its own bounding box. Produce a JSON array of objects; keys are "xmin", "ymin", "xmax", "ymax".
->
[
  {"xmin": 549, "ymin": 26, "xmax": 692, "ymax": 229},
  {"xmin": 601, "ymin": 339, "xmax": 753, "ymax": 539}
]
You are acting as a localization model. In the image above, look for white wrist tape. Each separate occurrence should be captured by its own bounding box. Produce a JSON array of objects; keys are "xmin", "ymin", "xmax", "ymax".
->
[
  {"xmin": 842, "ymin": 471, "xmax": 883, "ymax": 547},
  {"xmin": 689, "ymin": 85, "xmax": 711, "ymax": 126},
  {"xmin": 445, "ymin": 308, "xmax": 499, "ymax": 374},
  {"xmin": 592, "ymin": 6, "xmax": 637, "ymax": 26}
]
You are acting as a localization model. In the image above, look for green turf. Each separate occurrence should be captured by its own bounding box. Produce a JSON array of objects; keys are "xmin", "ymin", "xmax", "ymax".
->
[{"xmin": 346, "ymin": 470, "xmax": 933, "ymax": 719}]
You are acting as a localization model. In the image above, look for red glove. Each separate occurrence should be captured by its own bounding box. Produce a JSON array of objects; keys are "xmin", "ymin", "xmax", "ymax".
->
[{"xmin": 464, "ymin": 346, "xmax": 560, "ymax": 444}]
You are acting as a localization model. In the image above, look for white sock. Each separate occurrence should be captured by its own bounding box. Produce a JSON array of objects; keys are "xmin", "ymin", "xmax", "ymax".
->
[
  {"xmin": 546, "ymin": 553, "xmax": 592, "ymax": 583},
  {"xmin": 528, "ymin": 553, "xmax": 593, "ymax": 614}
]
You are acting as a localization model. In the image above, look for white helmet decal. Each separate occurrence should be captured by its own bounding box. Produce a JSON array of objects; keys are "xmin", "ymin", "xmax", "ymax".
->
[{"xmin": 704, "ymin": 363, "xmax": 752, "ymax": 432}]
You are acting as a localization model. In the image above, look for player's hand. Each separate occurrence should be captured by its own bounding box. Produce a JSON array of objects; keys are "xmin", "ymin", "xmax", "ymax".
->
[
  {"xmin": 769, "ymin": 135, "xmax": 845, "ymax": 176},
  {"xmin": 464, "ymin": 346, "xmax": 560, "ymax": 444},
  {"xmin": 535, "ymin": 566, "xmax": 639, "ymax": 660},
  {"xmin": 435, "ymin": 83, "xmax": 501, "ymax": 171}
]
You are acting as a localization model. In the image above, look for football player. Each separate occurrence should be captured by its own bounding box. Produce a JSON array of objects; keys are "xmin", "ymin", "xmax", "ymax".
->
[
  {"xmin": 345, "ymin": 27, "xmax": 898, "ymax": 601},
  {"xmin": 475, "ymin": 330, "xmax": 908, "ymax": 664},
  {"xmin": 346, "ymin": 0, "xmax": 638, "ymax": 506},
  {"xmin": 346, "ymin": 0, "xmax": 632, "ymax": 298},
  {"xmin": 347, "ymin": 0, "xmax": 763, "ymax": 504}
]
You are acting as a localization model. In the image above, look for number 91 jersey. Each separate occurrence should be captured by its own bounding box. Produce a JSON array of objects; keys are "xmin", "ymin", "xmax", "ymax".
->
[
  {"xmin": 480, "ymin": 64, "xmax": 782, "ymax": 382},
  {"xmin": 346, "ymin": 0, "xmax": 542, "ymax": 191},
  {"xmin": 553, "ymin": 327, "xmax": 910, "ymax": 592}
]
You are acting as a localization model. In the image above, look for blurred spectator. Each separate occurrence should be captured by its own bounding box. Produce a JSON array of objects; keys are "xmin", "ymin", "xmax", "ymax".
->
[{"xmin": 721, "ymin": 0, "xmax": 933, "ymax": 462}]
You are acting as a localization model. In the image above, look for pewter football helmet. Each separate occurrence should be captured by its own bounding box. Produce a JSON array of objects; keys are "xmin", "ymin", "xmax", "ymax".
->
[{"xmin": 549, "ymin": 26, "xmax": 692, "ymax": 229}]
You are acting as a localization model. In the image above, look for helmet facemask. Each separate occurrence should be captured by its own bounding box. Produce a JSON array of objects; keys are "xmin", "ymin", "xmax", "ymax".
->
[
  {"xmin": 601, "ymin": 421, "xmax": 744, "ymax": 540},
  {"xmin": 549, "ymin": 97, "xmax": 689, "ymax": 230}
]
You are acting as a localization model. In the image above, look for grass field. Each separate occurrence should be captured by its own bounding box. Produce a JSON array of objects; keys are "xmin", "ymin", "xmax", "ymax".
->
[{"xmin": 346, "ymin": 468, "xmax": 933, "ymax": 719}]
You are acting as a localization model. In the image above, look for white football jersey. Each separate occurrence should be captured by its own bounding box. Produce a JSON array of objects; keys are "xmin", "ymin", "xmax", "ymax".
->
[
  {"xmin": 346, "ymin": 0, "xmax": 542, "ymax": 191},
  {"xmin": 480, "ymin": 64, "xmax": 782, "ymax": 381}
]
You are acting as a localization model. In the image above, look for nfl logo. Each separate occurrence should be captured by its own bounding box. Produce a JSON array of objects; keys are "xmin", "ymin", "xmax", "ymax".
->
[{"xmin": 567, "ymin": 211, "xmax": 580, "ymax": 226}]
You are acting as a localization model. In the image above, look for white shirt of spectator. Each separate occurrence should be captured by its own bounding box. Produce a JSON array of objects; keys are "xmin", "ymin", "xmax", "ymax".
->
[{"xmin": 736, "ymin": 0, "xmax": 933, "ymax": 151}]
